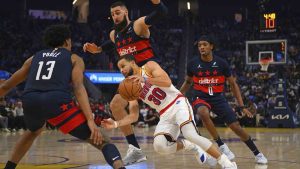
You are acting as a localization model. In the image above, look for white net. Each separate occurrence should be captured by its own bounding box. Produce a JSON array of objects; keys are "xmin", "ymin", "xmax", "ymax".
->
[{"xmin": 259, "ymin": 59, "xmax": 272, "ymax": 71}]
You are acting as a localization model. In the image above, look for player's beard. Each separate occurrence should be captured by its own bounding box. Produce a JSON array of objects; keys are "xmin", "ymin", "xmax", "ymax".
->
[
  {"xmin": 114, "ymin": 16, "xmax": 128, "ymax": 33},
  {"xmin": 124, "ymin": 68, "xmax": 134, "ymax": 77}
]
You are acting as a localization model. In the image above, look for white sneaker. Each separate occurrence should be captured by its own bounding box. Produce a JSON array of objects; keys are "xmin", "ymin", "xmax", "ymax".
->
[
  {"xmin": 182, "ymin": 139, "xmax": 217, "ymax": 167},
  {"xmin": 218, "ymin": 154, "xmax": 238, "ymax": 169},
  {"xmin": 255, "ymin": 153, "xmax": 268, "ymax": 164},
  {"xmin": 123, "ymin": 144, "xmax": 147, "ymax": 165},
  {"xmin": 219, "ymin": 144, "xmax": 235, "ymax": 160}
]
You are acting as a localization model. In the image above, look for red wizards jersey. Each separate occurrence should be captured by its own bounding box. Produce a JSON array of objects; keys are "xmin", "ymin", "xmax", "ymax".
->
[
  {"xmin": 114, "ymin": 21, "xmax": 156, "ymax": 66},
  {"xmin": 187, "ymin": 55, "xmax": 232, "ymax": 97}
]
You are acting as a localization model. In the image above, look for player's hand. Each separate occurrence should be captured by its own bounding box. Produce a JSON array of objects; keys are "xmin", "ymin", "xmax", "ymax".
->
[
  {"xmin": 128, "ymin": 75, "xmax": 144, "ymax": 84},
  {"xmin": 242, "ymin": 108, "xmax": 254, "ymax": 118},
  {"xmin": 101, "ymin": 118, "xmax": 118, "ymax": 129},
  {"xmin": 83, "ymin": 43, "xmax": 101, "ymax": 54},
  {"xmin": 87, "ymin": 119, "xmax": 103, "ymax": 145},
  {"xmin": 151, "ymin": 0, "xmax": 161, "ymax": 5}
]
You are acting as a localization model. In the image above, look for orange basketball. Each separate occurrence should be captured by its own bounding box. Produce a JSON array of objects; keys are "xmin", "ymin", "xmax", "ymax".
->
[{"xmin": 118, "ymin": 78, "xmax": 142, "ymax": 101}]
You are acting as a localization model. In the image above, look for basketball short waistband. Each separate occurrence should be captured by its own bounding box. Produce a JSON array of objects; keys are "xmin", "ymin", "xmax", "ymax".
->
[{"xmin": 159, "ymin": 94, "xmax": 185, "ymax": 116}]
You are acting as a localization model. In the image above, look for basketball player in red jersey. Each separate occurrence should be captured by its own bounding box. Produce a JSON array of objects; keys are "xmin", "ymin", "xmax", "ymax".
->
[
  {"xmin": 83, "ymin": 0, "xmax": 167, "ymax": 165},
  {"xmin": 180, "ymin": 35, "xmax": 268, "ymax": 164}
]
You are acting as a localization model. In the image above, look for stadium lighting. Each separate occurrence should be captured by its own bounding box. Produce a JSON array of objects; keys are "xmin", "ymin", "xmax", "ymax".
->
[{"xmin": 187, "ymin": 2, "xmax": 191, "ymax": 10}]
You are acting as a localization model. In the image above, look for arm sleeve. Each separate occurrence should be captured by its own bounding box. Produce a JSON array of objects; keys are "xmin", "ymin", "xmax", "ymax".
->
[{"xmin": 144, "ymin": 2, "xmax": 168, "ymax": 26}]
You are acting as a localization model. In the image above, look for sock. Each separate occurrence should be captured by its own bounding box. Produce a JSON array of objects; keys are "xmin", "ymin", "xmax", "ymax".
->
[
  {"xmin": 101, "ymin": 143, "xmax": 122, "ymax": 167},
  {"xmin": 244, "ymin": 137, "xmax": 260, "ymax": 156},
  {"xmin": 126, "ymin": 134, "xmax": 140, "ymax": 149},
  {"xmin": 4, "ymin": 161, "xmax": 17, "ymax": 169},
  {"xmin": 215, "ymin": 136, "xmax": 225, "ymax": 147}
]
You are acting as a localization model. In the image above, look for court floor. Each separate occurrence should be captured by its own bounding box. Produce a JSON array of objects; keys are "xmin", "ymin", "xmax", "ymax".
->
[{"xmin": 0, "ymin": 127, "xmax": 299, "ymax": 169}]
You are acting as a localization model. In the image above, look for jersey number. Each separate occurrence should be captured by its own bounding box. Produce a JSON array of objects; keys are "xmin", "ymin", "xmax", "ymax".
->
[
  {"xmin": 148, "ymin": 88, "xmax": 167, "ymax": 105},
  {"xmin": 36, "ymin": 61, "xmax": 56, "ymax": 80}
]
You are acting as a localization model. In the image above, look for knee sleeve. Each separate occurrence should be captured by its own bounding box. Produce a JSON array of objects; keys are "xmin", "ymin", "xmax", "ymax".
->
[
  {"xmin": 153, "ymin": 135, "xmax": 177, "ymax": 155},
  {"xmin": 101, "ymin": 143, "xmax": 122, "ymax": 167},
  {"xmin": 181, "ymin": 123, "xmax": 212, "ymax": 151}
]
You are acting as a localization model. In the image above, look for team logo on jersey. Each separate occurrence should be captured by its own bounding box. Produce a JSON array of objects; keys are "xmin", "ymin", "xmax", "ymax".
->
[
  {"xmin": 127, "ymin": 27, "xmax": 133, "ymax": 34},
  {"xmin": 198, "ymin": 77, "xmax": 219, "ymax": 84},
  {"xmin": 212, "ymin": 62, "xmax": 219, "ymax": 67},
  {"xmin": 118, "ymin": 46, "xmax": 137, "ymax": 56},
  {"xmin": 198, "ymin": 64, "xmax": 202, "ymax": 68}
]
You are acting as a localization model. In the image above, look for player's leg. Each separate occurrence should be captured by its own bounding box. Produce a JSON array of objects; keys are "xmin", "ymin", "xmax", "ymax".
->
[
  {"xmin": 194, "ymin": 98, "xmax": 235, "ymax": 160},
  {"xmin": 4, "ymin": 126, "xmax": 44, "ymax": 169},
  {"xmin": 5, "ymin": 93, "xmax": 47, "ymax": 169},
  {"xmin": 110, "ymin": 94, "xmax": 146, "ymax": 165},
  {"xmin": 217, "ymin": 101, "xmax": 267, "ymax": 164},
  {"xmin": 68, "ymin": 123, "xmax": 125, "ymax": 169},
  {"xmin": 228, "ymin": 121, "xmax": 268, "ymax": 164}
]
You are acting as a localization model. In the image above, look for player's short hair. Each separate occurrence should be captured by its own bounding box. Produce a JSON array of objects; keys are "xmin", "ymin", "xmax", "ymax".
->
[
  {"xmin": 43, "ymin": 24, "xmax": 71, "ymax": 48},
  {"xmin": 110, "ymin": 1, "xmax": 127, "ymax": 9},
  {"xmin": 197, "ymin": 35, "xmax": 214, "ymax": 45},
  {"xmin": 118, "ymin": 54, "xmax": 135, "ymax": 63}
]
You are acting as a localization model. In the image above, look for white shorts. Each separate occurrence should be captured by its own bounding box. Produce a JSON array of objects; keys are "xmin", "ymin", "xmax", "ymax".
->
[{"xmin": 154, "ymin": 97, "xmax": 195, "ymax": 140}]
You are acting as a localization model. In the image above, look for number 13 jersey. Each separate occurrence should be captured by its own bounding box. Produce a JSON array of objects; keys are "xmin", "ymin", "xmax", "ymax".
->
[
  {"xmin": 24, "ymin": 48, "xmax": 72, "ymax": 94},
  {"xmin": 139, "ymin": 66, "xmax": 183, "ymax": 115}
]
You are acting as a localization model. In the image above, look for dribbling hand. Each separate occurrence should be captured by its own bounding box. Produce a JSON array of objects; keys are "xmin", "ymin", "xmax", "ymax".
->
[
  {"xmin": 87, "ymin": 119, "xmax": 103, "ymax": 145},
  {"xmin": 128, "ymin": 75, "xmax": 145, "ymax": 84},
  {"xmin": 101, "ymin": 118, "xmax": 118, "ymax": 129},
  {"xmin": 83, "ymin": 43, "xmax": 101, "ymax": 54}
]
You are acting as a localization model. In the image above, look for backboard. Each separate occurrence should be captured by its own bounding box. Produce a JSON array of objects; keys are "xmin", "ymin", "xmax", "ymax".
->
[{"xmin": 246, "ymin": 39, "xmax": 287, "ymax": 65}]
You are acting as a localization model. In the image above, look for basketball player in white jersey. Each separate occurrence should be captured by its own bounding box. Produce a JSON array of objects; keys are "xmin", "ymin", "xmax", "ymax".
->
[{"xmin": 101, "ymin": 55, "xmax": 238, "ymax": 169}]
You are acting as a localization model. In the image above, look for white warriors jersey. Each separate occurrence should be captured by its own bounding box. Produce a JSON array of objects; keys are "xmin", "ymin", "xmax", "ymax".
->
[{"xmin": 139, "ymin": 66, "xmax": 183, "ymax": 114}]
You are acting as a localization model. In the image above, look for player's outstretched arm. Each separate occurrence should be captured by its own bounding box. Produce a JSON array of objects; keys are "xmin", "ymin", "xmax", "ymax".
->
[
  {"xmin": 0, "ymin": 57, "xmax": 32, "ymax": 96},
  {"xmin": 71, "ymin": 54, "xmax": 103, "ymax": 145},
  {"xmin": 101, "ymin": 100, "xmax": 139, "ymax": 129},
  {"xmin": 179, "ymin": 75, "xmax": 193, "ymax": 95},
  {"xmin": 134, "ymin": 0, "xmax": 168, "ymax": 34},
  {"xmin": 83, "ymin": 30, "xmax": 116, "ymax": 54}
]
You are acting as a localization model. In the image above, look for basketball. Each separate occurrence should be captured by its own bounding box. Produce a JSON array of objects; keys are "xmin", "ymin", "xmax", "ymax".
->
[{"xmin": 118, "ymin": 78, "xmax": 142, "ymax": 101}]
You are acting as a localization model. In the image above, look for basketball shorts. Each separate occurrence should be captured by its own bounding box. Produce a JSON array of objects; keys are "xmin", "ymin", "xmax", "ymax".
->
[
  {"xmin": 22, "ymin": 91, "xmax": 90, "ymax": 140},
  {"xmin": 154, "ymin": 97, "xmax": 197, "ymax": 140},
  {"xmin": 192, "ymin": 95, "xmax": 237, "ymax": 125}
]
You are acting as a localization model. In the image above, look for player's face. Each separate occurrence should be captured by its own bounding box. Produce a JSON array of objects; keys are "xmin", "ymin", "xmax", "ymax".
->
[
  {"xmin": 198, "ymin": 41, "xmax": 213, "ymax": 56},
  {"xmin": 117, "ymin": 59, "xmax": 134, "ymax": 77},
  {"xmin": 111, "ymin": 6, "xmax": 128, "ymax": 24}
]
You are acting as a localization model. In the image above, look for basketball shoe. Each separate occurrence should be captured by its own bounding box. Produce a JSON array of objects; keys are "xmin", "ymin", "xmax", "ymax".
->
[
  {"xmin": 219, "ymin": 143, "xmax": 235, "ymax": 160},
  {"xmin": 123, "ymin": 144, "xmax": 147, "ymax": 165},
  {"xmin": 182, "ymin": 139, "xmax": 217, "ymax": 167},
  {"xmin": 255, "ymin": 153, "xmax": 268, "ymax": 164}
]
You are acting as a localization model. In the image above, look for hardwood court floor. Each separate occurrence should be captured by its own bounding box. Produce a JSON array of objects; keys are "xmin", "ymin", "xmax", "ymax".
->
[{"xmin": 0, "ymin": 127, "xmax": 299, "ymax": 169}]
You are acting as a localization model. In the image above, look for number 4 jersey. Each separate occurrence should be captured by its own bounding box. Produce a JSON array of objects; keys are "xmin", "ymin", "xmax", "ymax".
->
[
  {"xmin": 24, "ymin": 48, "xmax": 72, "ymax": 94},
  {"xmin": 139, "ymin": 66, "xmax": 183, "ymax": 115}
]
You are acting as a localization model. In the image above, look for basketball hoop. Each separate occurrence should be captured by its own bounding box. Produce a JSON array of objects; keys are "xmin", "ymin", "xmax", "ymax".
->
[{"xmin": 259, "ymin": 58, "xmax": 272, "ymax": 71}]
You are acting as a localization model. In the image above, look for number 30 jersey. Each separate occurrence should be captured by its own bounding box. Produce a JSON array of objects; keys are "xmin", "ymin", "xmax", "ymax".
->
[
  {"xmin": 139, "ymin": 66, "xmax": 183, "ymax": 115},
  {"xmin": 24, "ymin": 48, "xmax": 72, "ymax": 94}
]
